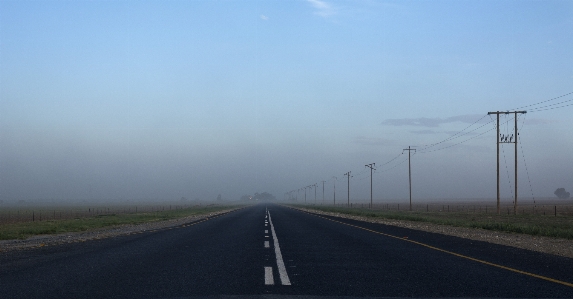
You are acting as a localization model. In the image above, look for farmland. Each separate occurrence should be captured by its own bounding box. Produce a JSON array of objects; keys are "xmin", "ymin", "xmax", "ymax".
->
[{"xmin": 0, "ymin": 202, "xmax": 243, "ymax": 240}]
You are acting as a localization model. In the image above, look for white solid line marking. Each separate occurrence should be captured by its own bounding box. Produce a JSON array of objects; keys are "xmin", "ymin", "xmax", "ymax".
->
[
  {"xmin": 264, "ymin": 267, "xmax": 274, "ymax": 285},
  {"xmin": 264, "ymin": 241, "xmax": 270, "ymax": 248},
  {"xmin": 267, "ymin": 211, "xmax": 291, "ymax": 285}
]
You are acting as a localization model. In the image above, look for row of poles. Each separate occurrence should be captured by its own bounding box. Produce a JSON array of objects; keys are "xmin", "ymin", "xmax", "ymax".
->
[
  {"xmin": 286, "ymin": 145, "xmax": 418, "ymax": 211},
  {"xmin": 287, "ymin": 110, "xmax": 527, "ymax": 215}
]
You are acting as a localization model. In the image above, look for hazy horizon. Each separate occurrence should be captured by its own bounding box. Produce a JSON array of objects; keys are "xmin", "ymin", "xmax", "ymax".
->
[{"xmin": 1, "ymin": 1, "xmax": 572, "ymax": 204}]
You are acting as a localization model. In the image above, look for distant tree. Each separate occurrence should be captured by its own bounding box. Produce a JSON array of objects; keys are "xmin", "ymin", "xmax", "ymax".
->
[
  {"xmin": 554, "ymin": 188, "xmax": 570, "ymax": 199},
  {"xmin": 253, "ymin": 192, "xmax": 276, "ymax": 201},
  {"xmin": 240, "ymin": 195, "xmax": 252, "ymax": 201}
]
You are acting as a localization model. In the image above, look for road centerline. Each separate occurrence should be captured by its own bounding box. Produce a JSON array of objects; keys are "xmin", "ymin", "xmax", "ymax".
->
[
  {"xmin": 267, "ymin": 210, "xmax": 291, "ymax": 286},
  {"xmin": 264, "ymin": 267, "xmax": 274, "ymax": 285}
]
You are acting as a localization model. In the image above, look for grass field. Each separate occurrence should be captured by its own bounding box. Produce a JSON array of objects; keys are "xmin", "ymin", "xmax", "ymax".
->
[
  {"xmin": 0, "ymin": 203, "xmax": 243, "ymax": 241},
  {"xmin": 294, "ymin": 203, "xmax": 573, "ymax": 240}
]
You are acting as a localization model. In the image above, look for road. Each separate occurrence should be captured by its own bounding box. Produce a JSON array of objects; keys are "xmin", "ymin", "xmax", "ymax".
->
[{"xmin": 1, "ymin": 203, "xmax": 572, "ymax": 298}]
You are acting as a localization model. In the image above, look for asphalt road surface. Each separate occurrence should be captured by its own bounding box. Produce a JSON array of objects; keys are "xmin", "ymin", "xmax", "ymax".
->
[{"xmin": 1, "ymin": 203, "xmax": 572, "ymax": 299}]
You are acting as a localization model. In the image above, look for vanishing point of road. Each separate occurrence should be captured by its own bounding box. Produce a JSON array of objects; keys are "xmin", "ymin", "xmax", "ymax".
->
[{"xmin": 1, "ymin": 203, "xmax": 572, "ymax": 298}]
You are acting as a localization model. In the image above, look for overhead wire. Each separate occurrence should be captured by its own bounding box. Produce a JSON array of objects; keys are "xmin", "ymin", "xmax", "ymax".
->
[
  {"xmin": 511, "ymin": 91, "xmax": 573, "ymax": 110},
  {"xmin": 417, "ymin": 126, "xmax": 495, "ymax": 154},
  {"xmin": 517, "ymin": 113, "xmax": 536, "ymax": 207},
  {"xmin": 417, "ymin": 115, "xmax": 490, "ymax": 152}
]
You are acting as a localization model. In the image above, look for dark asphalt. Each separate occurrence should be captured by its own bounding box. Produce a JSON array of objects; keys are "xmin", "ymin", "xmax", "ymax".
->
[{"xmin": 0, "ymin": 203, "xmax": 572, "ymax": 298}]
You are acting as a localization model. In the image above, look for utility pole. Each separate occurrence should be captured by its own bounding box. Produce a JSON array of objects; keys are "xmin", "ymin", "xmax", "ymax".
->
[
  {"xmin": 332, "ymin": 176, "xmax": 337, "ymax": 206},
  {"xmin": 403, "ymin": 146, "xmax": 416, "ymax": 211},
  {"xmin": 344, "ymin": 171, "xmax": 352, "ymax": 207},
  {"xmin": 487, "ymin": 111, "xmax": 526, "ymax": 215},
  {"xmin": 365, "ymin": 163, "xmax": 376, "ymax": 209},
  {"xmin": 321, "ymin": 180, "xmax": 326, "ymax": 205},
  {"xmin": 314, "ymin": 183, "xmax": 317, "ymax": 204}
]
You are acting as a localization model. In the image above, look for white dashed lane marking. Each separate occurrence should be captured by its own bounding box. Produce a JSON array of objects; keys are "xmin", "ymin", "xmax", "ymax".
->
[
  {"xmin": 265, "ymin": 241, "xmax": 270, "ymax": 248},
  {"xmin": 267, "ymin": 210, "xmax": 291, "ymax": 285},
  {"xmin": 264, "ymin": 267, "xmax": 274, "ymax": 285}
]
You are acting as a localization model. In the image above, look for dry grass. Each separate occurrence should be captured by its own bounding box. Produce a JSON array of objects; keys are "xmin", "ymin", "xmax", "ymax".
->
[
  {"xmin": 0, "ymin": 204, "xmax": 241, "ymax": 240},
  {"xmin": 295, "ymin": 204, "xmax": 573, "ymax": 240}
]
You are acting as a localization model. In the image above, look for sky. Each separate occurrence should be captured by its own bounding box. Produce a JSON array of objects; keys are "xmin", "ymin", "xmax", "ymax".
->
[{"xmin": 1, "ymin": 0, "xmax": 572, "ymax": 204}]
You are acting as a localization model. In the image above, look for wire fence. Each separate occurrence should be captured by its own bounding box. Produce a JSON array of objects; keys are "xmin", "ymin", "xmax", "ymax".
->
[
  {"xmin": 307, "ymin": 201, "xmax": 573, "ymax": 216},
  {"xmin": 0, "ymin": 204, "xmax": 200, "ymax": 225}
]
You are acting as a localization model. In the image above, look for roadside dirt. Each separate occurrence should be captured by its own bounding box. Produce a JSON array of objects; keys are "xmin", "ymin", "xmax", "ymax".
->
[{"xmin": 298, "ymin": 207, "xmax": 573, "ymax": 259}]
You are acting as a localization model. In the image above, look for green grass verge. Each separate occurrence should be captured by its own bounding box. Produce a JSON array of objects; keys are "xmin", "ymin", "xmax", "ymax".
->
[
  {"xmin": 0, "ymin": 205, "xmax": 241, "ymax": 241},
  {"xmin": 292, "ymin": 205, "xmax": 573, "ymax": 240}
]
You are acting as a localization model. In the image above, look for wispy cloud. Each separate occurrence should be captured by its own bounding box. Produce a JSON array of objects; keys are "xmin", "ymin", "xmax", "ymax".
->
[
  {"xmin": 410, "ymin": 130, "xmax": 439, "ymax": 135},
  {"xmin": 524, "ymin": 118, "xmax": 556, "ymax": 125},
  {"xmin": 260, "ymin": 15, "xmax": 269, "ymax": 21},
  {"xmin": 306, "ymin": 0, "xmax": 336, "ymax": 17},
  {"xmin": 354, "ymin": 136, "xmax": 396, "ymax": 146},
  {"xmin": 381, "ymin": 114, "xmax": 488, "ymax": 128}
]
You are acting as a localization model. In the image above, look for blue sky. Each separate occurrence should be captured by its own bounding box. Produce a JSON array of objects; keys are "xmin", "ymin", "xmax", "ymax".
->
[{"xmin": 1, "ymin": 0, "xmax": 572, "ymax": 203}]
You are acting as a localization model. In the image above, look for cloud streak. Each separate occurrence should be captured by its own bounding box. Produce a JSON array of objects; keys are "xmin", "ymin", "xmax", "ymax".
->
[
  {"xmin": 306, "ymin": 0, "xmax": 336, "ymax": 17},
  {"xmin": 354, "ymin": 136, "xmax": 396, "ymax": 146},
  {"xmin": 382, "ymin": 114, "xmax": 488, "ymax": 128}
]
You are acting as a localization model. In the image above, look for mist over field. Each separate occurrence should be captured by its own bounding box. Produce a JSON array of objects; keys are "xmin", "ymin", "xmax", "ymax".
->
[{"xmin": 1, "ymin": 1, "xmax": 572, "ymax": 206}]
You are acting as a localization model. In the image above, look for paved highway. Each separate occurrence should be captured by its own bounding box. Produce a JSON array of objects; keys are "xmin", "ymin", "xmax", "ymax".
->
[{"xmin": 1, "ymin": 203, "xmax": 572, "ymax": 298}]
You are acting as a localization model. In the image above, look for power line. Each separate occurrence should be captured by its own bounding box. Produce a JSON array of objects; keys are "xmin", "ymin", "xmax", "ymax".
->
[
  {"xmin": 417, "ymin": 127, "xmax": 495, "ymax": 154},
  {"xmin": 528, "ymin": 102, "xmax": 573, "ymax": 112},
  {"xmin": 378, "ymin": 152, "xmax": 403, "ymax": 167},
  {"xmin": 418, "ymin": 115, "xmax": 489, "ymax": 152},
  {"xmin": 511, "ymin": 91, "xmax": 573, "ymax": 110},
  {"xmin": 378, "ymin": 155, "xmax": 411, "ymax": 172}
]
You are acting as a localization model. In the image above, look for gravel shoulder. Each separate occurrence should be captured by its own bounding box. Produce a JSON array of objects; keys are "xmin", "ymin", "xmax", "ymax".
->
[
  {"xmin": 0, "ymin": 208, "xmax": 237, "ymax": 253},
  {"xmin": 297, "ymin": 207, "xmax": 573, "ymax": 259}
]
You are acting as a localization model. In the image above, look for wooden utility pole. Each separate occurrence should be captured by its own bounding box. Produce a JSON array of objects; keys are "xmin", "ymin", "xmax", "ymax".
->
[
  {"xmin": 332, "ymin": 176, "xmax": 337, "ymax": 206},
  {"xmin": 403, "ymin": 146, "xmax": 416, "ymax": 211},
  {"xmin": 344, "ymin": 172, "xmax": 352, "ymax": 207},
  {"xmin": 487, "ymin": 111, "xmax": 526, "ymax": 215},
  {"xmin": 321, "ymin": 180, "xmax": 326, "ymax": 205},
  {"xmin": 365, "ymin": 163, "xmax": 376, "ymax": 209},
  {"xmin": 314, "ymin": 183, "xmax": 317, "ymax": 204}
]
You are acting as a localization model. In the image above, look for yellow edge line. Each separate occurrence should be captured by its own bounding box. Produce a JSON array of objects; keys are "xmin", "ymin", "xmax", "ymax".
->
[{"xmin": 299, "ymin": 208, "xmax": 573, "ymax": 289}]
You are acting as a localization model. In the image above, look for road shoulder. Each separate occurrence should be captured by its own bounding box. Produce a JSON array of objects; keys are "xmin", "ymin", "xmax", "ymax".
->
[{"xmin": 294, "ymin": 206, "xmax": 573, "ymax": 259}]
